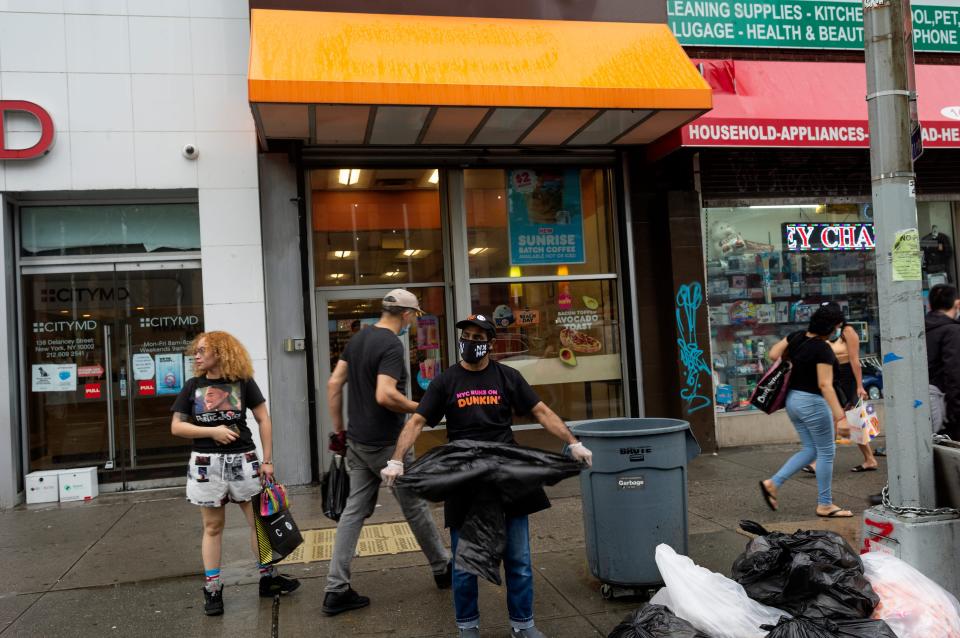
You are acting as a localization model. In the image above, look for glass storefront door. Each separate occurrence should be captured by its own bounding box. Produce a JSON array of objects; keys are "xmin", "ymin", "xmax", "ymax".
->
[
  {"xmin": 21, "ymin": 261, "xmax": 204, "ymax": 486},
  {"xmin": 315, "ymin": 287, "xmax": 450, "ymax": 447}
]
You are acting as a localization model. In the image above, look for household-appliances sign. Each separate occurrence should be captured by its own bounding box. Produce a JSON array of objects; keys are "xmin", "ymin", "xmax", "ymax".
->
[
  {"xmin": 783, "ymin": 222, "xmax": 875, "ymax": 252},
  {"xmin": 0, "ymin": 101, "xmax": 55, "ymax": 160}
]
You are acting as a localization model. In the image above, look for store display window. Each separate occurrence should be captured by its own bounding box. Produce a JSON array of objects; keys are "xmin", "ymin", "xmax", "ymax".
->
[
  {"xmin": 466, "ymin": 168, "xmax": 623, "ymax": 424},
  {"xmin": 918, "ymin": 201, "xmax": 959, "ymax": 295},
  {"xmin": 703, "ymin": 204, "xmax": 880, "ymax": 413}
]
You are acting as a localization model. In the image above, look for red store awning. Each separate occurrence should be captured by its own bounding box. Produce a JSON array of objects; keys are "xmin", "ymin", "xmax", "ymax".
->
[{"xmin": 669, "ymin": 59, "xmax": 960, "ymax": 150}]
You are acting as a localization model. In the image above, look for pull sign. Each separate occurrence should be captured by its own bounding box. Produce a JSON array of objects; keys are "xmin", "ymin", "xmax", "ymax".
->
[{"xmin": 0, "ymin": 100, "xmax": 55, "ymax": 160}]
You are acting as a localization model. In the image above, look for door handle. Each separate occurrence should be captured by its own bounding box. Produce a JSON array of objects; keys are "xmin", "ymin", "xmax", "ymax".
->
[
  {"xmin": 126, "ymin": 324, "xmax": 137, "ymax": 468},
  {"xmin": 104, "ymin": 324, "xmax": 116, "ymax": 470}
]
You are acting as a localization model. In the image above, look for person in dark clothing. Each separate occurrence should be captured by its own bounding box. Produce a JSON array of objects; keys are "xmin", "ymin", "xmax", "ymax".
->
[
  {"xmin": 759, "ymin": 305, "xmax": 853, "ymax": 518},
  {"xmin": 322, "ymin": 289, "xmax": 451, "ymax": 616},
  {"xmin": 381, "ymin": 314, "xmax": 593, "ymax": 638},
  {"xmin": 926, "ymin": 284, "xmax": 960, "ymax": 437}
]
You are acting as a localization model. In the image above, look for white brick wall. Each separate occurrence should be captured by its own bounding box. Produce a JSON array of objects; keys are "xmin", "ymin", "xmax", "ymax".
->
[{"xmin": 0, "ymin": 0, "xmax": 268, "ymax": 403}]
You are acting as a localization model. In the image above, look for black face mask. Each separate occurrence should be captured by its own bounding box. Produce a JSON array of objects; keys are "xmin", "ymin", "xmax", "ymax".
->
[{"xmin": 459, "ymin": 338, "xmax": 489, "ymax": 364}]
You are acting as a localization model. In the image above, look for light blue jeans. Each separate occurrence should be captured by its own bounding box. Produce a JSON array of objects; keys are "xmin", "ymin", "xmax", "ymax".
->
[{"xmin": 773, "ymin": 390, "xmax": 836, "ymax": 506}]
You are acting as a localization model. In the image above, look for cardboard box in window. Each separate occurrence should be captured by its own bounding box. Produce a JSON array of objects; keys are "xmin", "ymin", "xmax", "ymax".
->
[
  {"xmin": 757, "ymin": 304, "xmax": 776, "ymax": 324},
  {"xmin": 25, "ymin": 470, "xmax": 61, "ymax": 504},
  {"xmin": 59, "ymin": 467, "xmax": 98, "ymax": 502}
]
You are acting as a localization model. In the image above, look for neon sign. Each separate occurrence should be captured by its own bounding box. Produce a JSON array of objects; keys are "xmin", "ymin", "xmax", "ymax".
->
[{"xmin": 782, "ymin": 223, "xmax": 875, "ymax": 252}]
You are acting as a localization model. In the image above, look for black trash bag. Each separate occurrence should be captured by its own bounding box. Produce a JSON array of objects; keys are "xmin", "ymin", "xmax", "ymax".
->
[
  {"xmin": 321, "ymin": 453, "xmax": 349, "ymax": 522},
  {"xmin": 607, "ymin": 603, "xmax": 710, "ymax": 638},
  {"xmin": 733, "ymin": 521, "xmax": 879, "ymax": 620},
  {"xmin": 761, "ymin": 615, "xmax": 898, "ymax": 638},
  {"xmin": 397, "ymin": 440, "xmax": 581, "ymax": 584}
]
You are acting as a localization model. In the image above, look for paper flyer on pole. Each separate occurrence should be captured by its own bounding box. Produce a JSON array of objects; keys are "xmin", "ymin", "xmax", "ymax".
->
[
  {"xmin": 892, "ymin": 228, "xmax": 922, "ymax": 281},
  {"xmin": 506, "ymin": 169, "xmax": 585, "ymax": 266}
]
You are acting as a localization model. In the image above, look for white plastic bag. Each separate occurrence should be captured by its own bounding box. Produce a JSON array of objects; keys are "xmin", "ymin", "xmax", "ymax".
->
[
  {"xmin": 651, "ymin": 544, "xmax": 788, "ymax": 638},
  {"xmin": 862, "ymin": 551, "xmax": 960, "ymax": 638}
]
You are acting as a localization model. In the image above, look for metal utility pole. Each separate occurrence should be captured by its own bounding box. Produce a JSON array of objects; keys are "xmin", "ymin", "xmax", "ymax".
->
[
  {"xmin": 864, "ymin": 0, "xmax": 933, "ymax": 508},
  {"xmin": 862, "ymin": 0, "xmax": 960, "ymax": 597}
]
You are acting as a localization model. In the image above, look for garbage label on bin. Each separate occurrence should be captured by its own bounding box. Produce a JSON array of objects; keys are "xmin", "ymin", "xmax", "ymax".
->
[{"xmin": 617, "ymin": 476, "xmax": 646, "ymax": 490}]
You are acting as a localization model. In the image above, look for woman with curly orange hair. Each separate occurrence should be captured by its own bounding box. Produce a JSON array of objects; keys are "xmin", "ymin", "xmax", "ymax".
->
[{"xmin": 171, "ymin": 331, "xmax": 299, "ymax": 616}]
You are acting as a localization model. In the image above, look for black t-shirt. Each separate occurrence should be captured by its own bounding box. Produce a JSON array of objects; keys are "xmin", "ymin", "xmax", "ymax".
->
[
  {"xmin": 416, "ymin": 361, "xmax": 541, "ymax": 443},
  {"xmin": 341, "ymin": 326, "xmax": 407, "ymax": 446},
  {"xmin": 786, "ymin": 332, "xmax": 839, "ymax": 396},
  {"xmin": 171, "ymin": 376, "xmax": 265, "ymax": 453},
  {"xmin": 416, "ymin": 361, "xmax": 547, "ymax": 528}
]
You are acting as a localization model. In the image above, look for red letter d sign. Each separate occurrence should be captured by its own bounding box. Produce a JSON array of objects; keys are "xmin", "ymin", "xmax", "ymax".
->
[{"xmin": 0, "ymin": 101, "xmax": 55, "ymax": 160}]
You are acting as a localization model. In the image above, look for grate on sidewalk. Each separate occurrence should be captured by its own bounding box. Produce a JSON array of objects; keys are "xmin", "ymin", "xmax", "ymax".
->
[{"xmin": 279, "ymin": 521, "xmax": 422, "ymax": 565}]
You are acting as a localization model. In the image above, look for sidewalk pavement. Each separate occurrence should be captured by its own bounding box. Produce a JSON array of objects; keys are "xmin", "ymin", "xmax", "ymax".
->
[{"xmin": 0, "ymin": 441, "xmax": 887, "ymax": 638}]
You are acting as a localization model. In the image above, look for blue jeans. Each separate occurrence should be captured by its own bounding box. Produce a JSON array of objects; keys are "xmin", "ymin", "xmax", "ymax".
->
[
  {"xmin": 450, "ymin": 516, "xmax": 534, "ymax": 631},
  {"xmin": 773, "ymin": 390, "xmax": 836, "ymax": 506}
]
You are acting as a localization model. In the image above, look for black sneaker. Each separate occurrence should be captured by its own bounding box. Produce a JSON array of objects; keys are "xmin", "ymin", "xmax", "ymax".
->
[
  {"xmin": 203, "ymin": 587, "xmax": 224, "ymax": 616},
  {"xmin": 434, "ymin": 561, "xmax": 452, "ymax": 589},
  {"xmin": 259, "ymin": 573, "xmax": 301, "ymax": 598},
  {"xmin": 322, "ymin": 587, "xmax": 370, "ymax": 616}
]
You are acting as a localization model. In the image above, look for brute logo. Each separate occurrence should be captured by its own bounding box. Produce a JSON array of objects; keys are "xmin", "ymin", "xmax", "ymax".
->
[{"xmin": 0, "ymin": 101, "xmax": 55, "ymax": 160}]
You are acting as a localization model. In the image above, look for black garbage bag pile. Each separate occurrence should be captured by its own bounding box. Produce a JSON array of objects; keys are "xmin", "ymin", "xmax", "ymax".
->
[
  {"xmin": 761, "ymin": 615, "xmax": 897, "ymax": 638},
  {"xmin": 396, "ymin": 440, "xmax": 581, "ymax": 584},
  {"xmin": 607, "ymin": 604, "xmax": 710, "ymax": 638},
  {"xmin": 732, "ymin": 521, "xmax": 879, "ymax": 621}
]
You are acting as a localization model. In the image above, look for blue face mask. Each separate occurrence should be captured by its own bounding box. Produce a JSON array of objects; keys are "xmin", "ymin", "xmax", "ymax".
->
[
  {"xmin": 831, "ymin": 327, "xmax": 842, "ymax": 341},
  {"xmin": 398, "ymin": 324, "xmax": 409, "ymax": 337}
]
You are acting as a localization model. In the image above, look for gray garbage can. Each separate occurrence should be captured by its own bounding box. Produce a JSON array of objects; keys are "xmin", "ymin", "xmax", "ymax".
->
[{"xmin": 570, "ymin": 418, "xmax": 700, "ymax": 597}]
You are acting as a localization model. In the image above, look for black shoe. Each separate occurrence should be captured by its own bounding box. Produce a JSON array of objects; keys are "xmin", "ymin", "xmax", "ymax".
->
[
  {"xmin": 259, "ymin": 573, "xmax": 301, "ymax": 598},
  {"xmin": 203, "ymin": 587, "xmax": 224, "ymax": 616},
  {"xmin": 322, "ymin": 587, "xmax": 370, "ymax": 616},
  {"xmin": 434, "ymin": 562, "xmax": 452, "ymax": 589}
]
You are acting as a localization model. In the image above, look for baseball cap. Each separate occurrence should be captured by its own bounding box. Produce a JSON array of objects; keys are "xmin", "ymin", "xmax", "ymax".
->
[
  {"xmin": 382, "ymin": 288, "xmax": 423, "ymax": 313},
  {"xmin": 456, "ymin": 314, "xmax": 496, "ymax": 339}
]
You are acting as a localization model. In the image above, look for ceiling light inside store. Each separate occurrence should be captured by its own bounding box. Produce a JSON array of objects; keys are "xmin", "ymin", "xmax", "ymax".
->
[
  {"xmin": 384, "ymin": 270, "xmax": 402, "ymax": 278},
  {"xmin": 59, "ymin": 310, "xmax": 69, "ymax": 315},
  {"xmin": 328, "ymin": 273, "xmax": 347, "ymax": 280},
  {"xmin": 427, "ymin": 169, "xmax": 439, "ymax": 184},
  {"xmin": 338, "ymin": 168, "xmax": 361, "ymax": 185},
  {"xmin": 468, "ymin": 247, "xmax": 488, "ymax": 255},
  {"xmin": 402, "ymin": 249, "xmax": 422, "ymax": 257},
  {"xmin": 333, "ymin": 250, "xmax": 353, "ymax": 258},
  {"xmin": 749, "ymin": 205, "xmax": 820, "ymax": 209}
]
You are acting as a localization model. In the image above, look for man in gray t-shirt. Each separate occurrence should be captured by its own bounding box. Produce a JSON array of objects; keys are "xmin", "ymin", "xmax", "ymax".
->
[{"xmin": 322, "ymin": 289, "xmax": 451, "ymax": 616}]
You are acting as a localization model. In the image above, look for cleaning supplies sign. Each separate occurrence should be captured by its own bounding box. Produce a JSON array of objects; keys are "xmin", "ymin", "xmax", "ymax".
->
[
  {"xmin": 506, "ymin": 169, "xmax": 585, "ymax": 266},
  {"xmin": 667, "ymin": 0, "xmax": 960, "ymax": 52}
]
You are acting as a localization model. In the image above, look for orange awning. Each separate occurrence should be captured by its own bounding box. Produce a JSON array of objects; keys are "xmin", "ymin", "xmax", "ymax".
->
[{"xmin": 248, "ymin": 9, "xmax": 712, "ymax": 146}]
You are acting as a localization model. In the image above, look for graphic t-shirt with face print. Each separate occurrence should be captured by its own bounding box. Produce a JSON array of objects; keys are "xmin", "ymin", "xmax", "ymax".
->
[{"xmin": 171, "ymin": 376, "xmax": 265, "ymax": 452}]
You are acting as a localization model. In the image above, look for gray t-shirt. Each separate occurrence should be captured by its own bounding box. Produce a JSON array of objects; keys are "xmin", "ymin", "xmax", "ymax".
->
[{"xmin": 341, "ymin": 325, "xmax": 407, "ymax": 446}]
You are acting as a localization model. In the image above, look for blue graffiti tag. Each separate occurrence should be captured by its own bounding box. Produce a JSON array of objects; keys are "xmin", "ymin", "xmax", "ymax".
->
[{"xmin": 676, "ymin": 282, "xmax": 712, "ymax": 414}]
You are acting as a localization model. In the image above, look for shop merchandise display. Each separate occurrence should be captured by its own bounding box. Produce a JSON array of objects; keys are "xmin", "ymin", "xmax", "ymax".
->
[{"xmin": 706, "ymin": 213, "xmax": 880, "ymax": 413}]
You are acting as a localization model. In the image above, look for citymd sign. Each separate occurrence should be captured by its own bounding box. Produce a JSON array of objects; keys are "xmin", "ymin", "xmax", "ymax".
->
[{"xmin": 0, "ymin": 101, "xmax": 55, "ymax": 160}]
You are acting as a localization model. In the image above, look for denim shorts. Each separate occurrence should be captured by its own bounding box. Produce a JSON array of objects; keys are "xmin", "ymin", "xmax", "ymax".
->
[{"xmin": 186, "ymin": 450, "xmax": 262, "ymax": 507}]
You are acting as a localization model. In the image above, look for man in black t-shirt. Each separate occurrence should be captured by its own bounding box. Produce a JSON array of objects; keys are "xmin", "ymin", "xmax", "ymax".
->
[
  {"xmin": 322, "ymin": 289, "xmax": 451, "ymax": 616},
  {"xmin": 381, "ymin": 314, "xmax": 593, "ymax": 638}
]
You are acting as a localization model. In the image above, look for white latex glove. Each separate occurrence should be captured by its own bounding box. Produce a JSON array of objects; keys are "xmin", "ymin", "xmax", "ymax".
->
[
  {"xmin": 568, "ymin": 441, "xmax": 593, "ymax": 467},
  {"xmin": 380, "ymin": 460, "xmax": 404, "ymax": 486}
]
